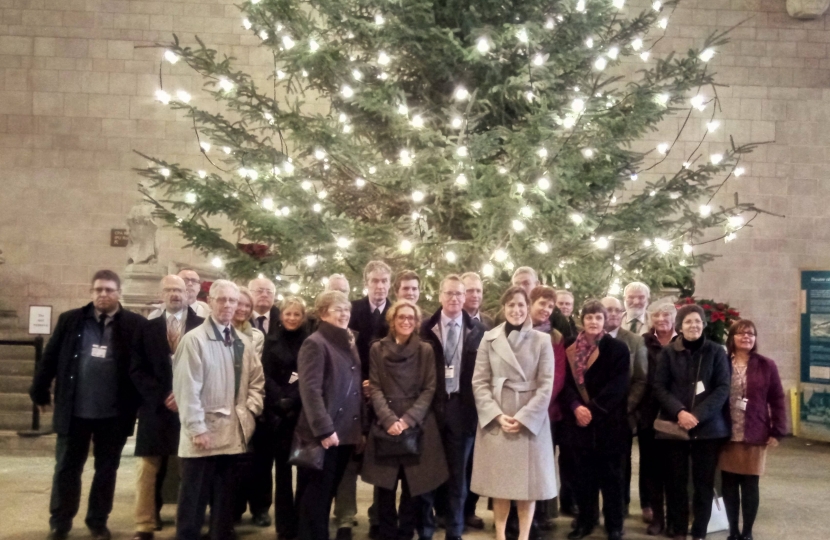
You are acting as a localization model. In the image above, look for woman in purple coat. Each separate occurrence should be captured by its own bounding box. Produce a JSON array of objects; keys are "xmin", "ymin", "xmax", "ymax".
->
[{"xmin": 719, "ymin": 320, "xmax": 787, "ymax": 540}]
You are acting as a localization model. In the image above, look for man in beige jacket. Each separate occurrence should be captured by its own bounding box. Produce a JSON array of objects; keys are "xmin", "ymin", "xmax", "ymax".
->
[{"xmin": 173, "ymin": 280, "xmax": 265, "ymax": 540}]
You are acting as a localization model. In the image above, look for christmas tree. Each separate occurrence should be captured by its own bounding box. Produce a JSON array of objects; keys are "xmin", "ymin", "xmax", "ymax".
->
[{"xmin": 138, "ymin": 0, "xmax": 771, "ymax": 305}]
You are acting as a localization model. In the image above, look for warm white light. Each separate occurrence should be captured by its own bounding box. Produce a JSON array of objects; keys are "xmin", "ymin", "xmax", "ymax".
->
[
  {"xmin": 734, "ymin": 167, "xmax": 745, "ymax": 177},
  {"xmin": 582, "ymin": 148, "xmax": 595, "ymax": 159},
  {"xmin": 445, "ymin": 251, "xmax": 457, "ymax": 263},
  {"xmin": 533, "ymin": 54, "xmax": 545, "ymax": 66},
  {"xmin": 242, "ymin": 18, "xmax": 252, "ymax": 30},
  {"xmin": 658, "ymin": 18, "xmax": 668, "ymax": 29},
  {"xmin": 211, "ymin": 257, "xmax": 223, "ymax": 268},
  {"xmin": 155, "ymin": 89, "xmax": 170, "ymax": 104},
  {"xmin": 301, "ymin": 181, "xmax": 312, "ymax": 191},
  {"xmin": 608, "ymin": 46, "xmax": 619, "ymax": 59},
  {"xmin": 223, "ymin": 146, "xmax": 231, "ymax": 154},
  {"xmin": 536, "ymin": 242, "xmax": 550, "ymax": 253},
  {"xmin": 280, "ymin": 207, "xmax": 290, "ymax": 216},
  {"xmin": 455, "ymin": 173, "xmax": 468, "ymax": 186},
  {"xmin": 640, "ymin": 51, "xmax": 650, "ymax": 61},
  {"xmin": 378, "ymin": 52, "xmax": 391, "ymax": 65},
  {"xmin": 309, "ymin": 39, "xmax": 319, "ymax": 52},
  {"xmin": 159, "ymin": 167, "xmax": 170, "ymax": 177},
  {"xmin": 494, "ymin": 249, "xmax": 508, "ymax": 262},
  {"xmin": 643, "ymin": 239, "xmax": 652, "ymax": 247},
  {"xmin": 456, "ymin": 146, "xmax": 468, "ymax": 157},
  {"xmin": 336, "ymin": 237, "xmax": 351, "ymax": 249},
  {"xmin": 545, "ymin": 18, "xmax": 555, "ymax": 29},
  {"xmin": 707, "ymin": 120, "xmax": 720, "ymax": 132},
  {"xmin": 653, "ymin": 1, "xmax": 662, "ymax": 10},
  {"xmin": 563, "ymin": 116, "xmax": 576, "ymax": 129},
  {"xmin": 613, "ymin": 0, "xmax": 625, "ymax": 8},
  {"xmin": 476, "ymin": 37, "xmax": 490, "ymax": 53},
  {"xmin": 374, "ymin": 13, "xmax": 384, "ymax": 25},
  {"xmin": 314, "ymin": 149, "xmax": 326, "ymax": 160},
  {"xmin": 482, "ymin": 263, "xmax": 495, "ymax": 277},
  {"xmin": 725, "ymin": 232, "xmax": 737, "ymax": 243},
  {"xmin": 571, "ymin": 98, "xmax": 585, "ymax": 113},
  {"xmin": 197, "ymin": 170, "xmax": 206, "ymax": 179},
  {"xmin": 351, "ymin": 69, "xmax": 363, "ymax": 82},
  {"xmin": 728, "ymin": 215, "xmax": 744, "ymax": 228},
  {"xmin": 657, "ymin": 143, "xmax": 670, "ymax": 154},
  {"xmin": 262, "ymin": 198, "xmax": 274, "ymax": 210},
  {"xmin": 164, "ymin": 50, "xmax": 179, "ymax": 64},
  {"xmin": 498, "ymin": 167, "xmax": 507, "ymax": 174},
  {"xmin": 515, "ymin": 183, "xmax": 525, "ymax": 194},
  {"xmin": 699, "ymin": 48, "xmax": 715, "ymax": 62},
  {"xmin": 516, "ymin": 28, "xmax": 529, "ymax": 43},
  {"xmin": 451, "ymin": 117, "xmax": 463, "ymax": 128},
  {"xmin": 630, "ymin": 174, "xmax": 639, "ymax": 181},
  {"xmin": 632, "ymin": 38, "xmax": 643, "ymax": 51},
  {"xmin": 576, "ymin": 0, "xmax": 586, "ymax": 12},
  {"xmin": 710, "ymin": 153, "xmax": 723, "ymax": 165},
  {"xmin": 595, "ymin": 236, "xmax": 610, "ymax": 249},
  {"xmin": 259, "ymin": 30, "xmax": 269, "ymax": 40},
  {"xmin": 185, "ymin": 192, "xmax": 197, "ymax": 203},
  {"xmin": 312, "ymin": 203, "xmax": 322, "ymax": 212},
  {"xmin": 341, "ymin": 85, "xmax": 354, "ymax": 98},
  {"xmin": 355, "ymin": 177, "xmax": 366, "ymax": 188},
  {"xmin": 283, "ymin": 161, "xmax": 294, "ymax": 174},
  {"xmin": 570, "ymin": 213, "xmax": 584, "ymax": 225},
  {"xmin": 691, "ymin": 95, "xmax": 706, "ymax": 111},
  {"xmin": 537, "ymin": 147, "xmax": 548, "ymax": 158},
  {"xmin": 454, "ymin": 86, "xmax": 470, "ymax": 101},
  {"xmin": 654, "ymin": 238, "xmax": 672, "ymax": 253},
  {"xmin": 289, "ymin": 282, "xmax": 301, "ymax": 294},
  {"xmin": 176, "ymin": 90, "xmax": 191, "ymax": 103},
  {"xmin": 699, "ymin": 204, "xmax": 712, "ymax": 217},
  {"xmin": 412, "ymin": 190, "xmax": 425, "ymax": 202},
  {"xmin": 282, "ymin": 35, "xmax": 295, "ymax": 49},
  {"xmin": 594, "ymin": 57, "xmax": 607, "ymax": 70},
  {"xmin": 219, "ymin": 78, "xmax": 234, "ymax": 92},
  {"xmin": 537, "ymin": 177, "xmax": 551, "ymax": 190},
  {"xmin": 317, "ymin": 190, "xmax": 328, "ymax": 199},
  {"xmin": 655, "ymin": 93, "xmax": 670, "ymax": 106},
  {"xmin": 369, "ymin": 166, "xmax": 377, "ymax": 174},
  {"xmin": 585, "ymin": 37, "xmax": 594, "ymax": 48},
  {"xmin": 400, "ymin": 240, "xmax": 413, "ymax": 253},
  {"xmin": 520, "ymin": 206, "xmax": 533, "ymax": 218},
  {"xmin": 472, "ymin": 201, "xmax": 482, "ymax": 210},
  {"xmin": 342, "ymin": 124, "xmax": 352, "ymax": 133},
  {"xmin": 525, "ymin": 91, "xmax": 535, "ymax": 102},
  {"xmin": 649, "ymin": 190, "xmax": 657, "ymax": 196},
  {"xmin": 683, "ymin": 243, "xmax": 693, "ymax": 255},
  {"xmin": 512, "ymin": 220, "xmax": 525, "ymax": 232}
]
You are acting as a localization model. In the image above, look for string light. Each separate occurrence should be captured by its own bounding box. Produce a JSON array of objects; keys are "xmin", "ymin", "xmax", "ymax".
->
[
  {"xmin": 176, "ymin": 90, "xmax": 191, "ymax": 103},
  {"xmin": 155, "ymin": 89, "xmax": 171, "ymax": 104},
  {"xmin": 581, "ymin": 148, "xmax": 595, "ymax": 159},
  {"xmin": 259, "ymin": 30, "xmax": 269, "ymax": 40},
  {"xmin": 640, "ymin": 51, "xmax": 650, "ymax": 61},
  {"xmin": 728, "ymin": 215, "xmax": 744, "ymax": 228},
  {"xmin": 699, "ymin": 48, "xmax": 716, "ymax": 62},
  {"xmin": 219, "ymin": 78, "xmax": 234, "ymax": 92},
  {"xmin": 683, "ymin": 243, "xmax": 693, "ymax": 255},
  {"xmin": 655, "ymin": 93, "xmax": 670, "ymax": 106},
  {"xmin": 164, "ymin": 50, "xmax": 179, "ymax": 64},
  {"xmin": 576, "ymin": 0, "xmax": 586, "ymax": 12},
  {"xmin": 283, "ymin": 161, "xmax": 294, "ymax": 174},
  {"xmin": 262, "ymin": 198, "xmax": 274, "ymax": 210},
  {"xmin": 706, "ymin": 120, "xmax": 720, "ymax": 132},
  {"xmin": 312, "ymin": 203, "xmax": 322, "ymax": 212},
  {"xmin": 652, "ymin": 1, "xmax": 662, "ymax": 10},
  {"xmin": 482, "ymin": 263, "xmax": 495, "ymax": 277},
  {"xmin": 185, "ymin": 192, "xmax": 197, "ymax": 203},
  {"xmin": 537, "ymin": 177, "xmax": 550, "ymax": 190},
  {"xmin": 282, "ymin": 35, "xmax": 295, "ymax": 49},
  {"xmin": 533, "ymin": 54, "xmax": 545, "ymax": 66},
  {"xmin": 242, "ymin": 18, "xmax": 252, "ymax": 30},
  {"xmin": 222, "ymin": 146, "xmax": 231, "ymax": 154},
  {"xmin": 654, "ymin": 238, "xmax": 672, "ymax": 253},
  {"xmin": 630, "ymin": 174, "xmax": 639, "ymax": 181},
  {"xmin": 594, "ymin": 57, "xmax": 607, "ymax": 70},
  {"xmin": 411, "ymin": 115, "xmax": 424, "ymax": 128},
  {"xmin": 595, "ymin": 236, "xmax": 610, "ymax": 249},
  {"xmin": 699, "ymin": 204, "xmax": 712, "ymax": 217},
  {"xmin": 412, "ymin": 190, "xmax": 424, "ymax": 202},
  {"xmin": 159, "ymin": 167, "xmax": 170, "ymax": 177},
  {"xmin": 512, "ymin": 220, "xmax": 525, "ymax": 232},
  {"xmin": 455, "ymin": 173, "xmax": 468, "ymax": 186},
  {"xmin": 314, "ymin": 149, "xmax": 326, "ymax": 160},
  {"xmin": 378, "ymin": 52, "xmax": 391, "ymax": 65},
  {"xmin": 516, "ymin": 28, "xmax": 529, "ymax": 43},
  {"xmin": 400, "ymin": 240, "xmax": 413, "ymax": 253},
  {"xmin": 336, "ymin": 237, "xmax": 351, "ymax": 249},
  {"xmin": 658, "ymin": 18, "xmax": 668, "ymax": 29},
  {"xmin": 571, "ymin": 98, "xmax": 585, "ymax": 113},
  {"xmin": 397, "ymin": 103, "xmax": 409, "ymax": 115},
  {"xmin": 451, "ymin": 117, "xmax": 463, "ymax": 128},
  {"xmin": 725, "ymin": 232, "xmax": 737, "ymax": 243},
  {"xmin": 476, "ymin": 37, "xmax": 490, "ymax": 53},
  {"xmin": 690, "ymin": 95, "xmax": 707, "ymax": 111},
  {"xmin": 585, "ymin": 37, "xmax": 594, "ymax": 48},
  {"xmin": 355, "ymin": 177, "xmax": 366, "ymax": 188},
  {"xmin": 472, "ymin": 201, "xmax": 482, "ymax": 209},
  {"xmin": 301, "ymin": 181, "xmax": 312, "ymax": 190},
  {"xmin": 454, "ymin": 86, "xmax": 470, "ymax": 101},
  {"xmin": 613, "ymin": 0, "xmax": 625, "ymax": 8},
  {"xmin": 536, "ymin": 242, "xmax": 550, "ymax": 253},
  {"xmin": 734, "ymin": 167, "xmax": 745, "ymax": 177},
  {"xmin": 456, "ymin": 146, "xmax": 468, "ymax": 157},
  {"xmin": 608, "ymin": 46, "xmax": 619, "ymax": 59},
  {"xmin": 374, "ymin": 13, "xmax": 384, "ymax": 25},
  {"xmin": 197, "ymin": 170, "xmax": 206, "ymax": 179},
  {"xmin": 657, "ymin": 143, "xmax": 669, "ymax": 154},
  {"xmin": 570, "ymin": 213, "xmax": 584, "ymax": 224},
  {"xmin": 545, "ymin": 18, "xmax": 555, "ymax": 29},
  {"xmin": 341, "ymin": 85, "xmax": 354, "ymax": 98},
  {"xmin": 631, "ymin": 38, "xmax": 643, "ymax": 51},
  {"xmin": 211, "ymin": 257, "xmax": 223, "ymax": 268},
  {"xmin": 494, "ymin": 249, "xmax": 508, "ymax": 262},
  {"xmin": 537, "ymin": 147, "xmax": 548, "ymax": 158},
  {"xmin": 309, "ymin": 39, "xmax": 319, "ymax": 52},
  {"xmin": 710, "ymin": 153, "xmax": 723, "ymax": 165},
  {"xmin": 352, "ymin": 69, "xmax": 362, "ymax": 80},
  {"xmin": 445, "ymin": 251, "xmax": 457, "ymax": 263},
  {"xmin": 520, "ymin": 206, "xmax": 533, "ymax": 218},
  {"xmin": 276, "ymin": 70, "xmax": 286, "ymax": 80}
]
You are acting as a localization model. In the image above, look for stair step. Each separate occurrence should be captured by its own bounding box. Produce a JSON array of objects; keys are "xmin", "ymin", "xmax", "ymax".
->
[
  {"xmin": 0, "ymin": 344, "xmax": 40, "ymax": 360},
  {"xmin": 0, "ymin": 393, "xmax": 34, "ymax": 411},
  {"xmin": 0, "ymin": 429, "xmax": 57, "ymax": 456},
  {"xmin": 0, "ymin": 411, "xmax": 51, "ymax": 431},
  {"xmin": 0, "ymin": 359, "xmax": 35, "ymax": 376},
  {"xmin": 0, "ymin": 375, "xmax": 32, "ymax": 393}
]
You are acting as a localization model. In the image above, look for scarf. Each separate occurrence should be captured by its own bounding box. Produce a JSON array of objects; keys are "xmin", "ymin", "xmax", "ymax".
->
[
  {"xmin": 573, "ymin": 330, "xmax": 605, "ymax": 385},
  {"xmin": 533, "ymin": 320, "xmax": 552, "ymax": 333}
]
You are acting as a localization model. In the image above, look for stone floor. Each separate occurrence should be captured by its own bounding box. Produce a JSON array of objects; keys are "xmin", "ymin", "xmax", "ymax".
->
[{"xmin": 0, "ymin": 437, "xmax": 827, "ymax": 540}]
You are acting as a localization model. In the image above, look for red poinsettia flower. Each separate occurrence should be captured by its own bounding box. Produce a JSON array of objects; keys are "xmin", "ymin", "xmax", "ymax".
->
[
  {"xmin": 685, "ymin": 297, "xmax": 695, "ymax": 304},
  {"xmin": 717, "ymin": 303, "xmax": 725, "ymax": 310},
  {"xmin": 727, "ymin": 309, "xmax": 739, "ymax": 317},
  {"xmin": 711, "ymin": 311, "xmax": 725, "ymax": 322},
  {"xmin": 237, "ymin": 242, "xmax": 270, "ymax": 260},
  {"xmin": 702, "ymin": 304, "xmax": 712, "ymax": 310}
]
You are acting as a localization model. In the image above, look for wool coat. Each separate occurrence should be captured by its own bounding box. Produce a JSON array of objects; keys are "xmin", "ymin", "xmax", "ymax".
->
[
  {"xmin": 350, "ymin": 296, "xmax": 391, "ymax": 379},
  {"xmin": 173, "ymin": 319, "xmax": 265, "ymax": 457},
  {"xmin": 733, "ymin": 352, "xmax": 787, "ymax": 445},
  {"xmin": 30, "ymin": 302, "xmax": 144, "ymax": 437},
  {"xmin": 470, "ymin": 320, "xmax": 556, "ymax": 501},
  {"xmin": 294, "ymin": 321, "xmax": 365, "ymax": 446},
  {"xmin": 614, "ymin": 327, "xmax": 649, "ymax": 428},
  {"xmin": 361, "ymin": 335, "xmax": 448, "ymax": 496},
  {"xmin": 653, "ymin": 337, "xmax": 731, "ymax": 440},
  {"xmin": 130, "ymin": 306, "xmax": 203, "ymax": 456},
  {"xmin": 558, "ymin": 334, "xmax": 631, "ymax": 454}
]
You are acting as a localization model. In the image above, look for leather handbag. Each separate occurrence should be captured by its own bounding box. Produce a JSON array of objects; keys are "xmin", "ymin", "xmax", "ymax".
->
[
  {"xmin": 653, "ymin": 352, "xmax": 703, "ymax": 441},
  {"xmin": 288, "ymin": 431, "xmax": 325, "ymax": 470},
  {"xmin": 371, "ymin": 424, "xmax": 422, "ymax": 458}
]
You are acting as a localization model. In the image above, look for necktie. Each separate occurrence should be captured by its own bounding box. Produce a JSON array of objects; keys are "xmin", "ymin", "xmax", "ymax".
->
[
  {"xmin": 167, "ymin": 314, "xmax": 181, "ymax": 353},
  {"xmin": 629, "ymin": 318, "xmax": 639, "ymax": 333},
  {"xmin": 98, "ymin": 313, "xmax": 107, "ymax": 337},
  {"xmin": 223, "ymin": 327, "xmax": 232, "ymax": 347},
  {"xmin": 256, "ymin": 315, "xmax": 266, "ymax": 332},
  {"xmin": 444, "ymin": 321, "xmax": 459, "ymax": 365},
  {"xmin": 372, "ymin": 308, "xmax": 381, "ymax": 326}
]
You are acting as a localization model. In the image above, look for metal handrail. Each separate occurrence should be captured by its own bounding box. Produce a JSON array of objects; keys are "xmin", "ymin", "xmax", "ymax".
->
[{"xmin": 0, "ymin": 337, "xmax": 45, "ymax": 437}]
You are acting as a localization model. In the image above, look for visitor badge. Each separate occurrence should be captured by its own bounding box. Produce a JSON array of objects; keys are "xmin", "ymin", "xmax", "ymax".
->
[
  {"xmin": 445, "ymin": 366, "xmax": 456, "ymax": 379},
  {"xmin": 289, "ymin": 372, "xmax": 299, "ymax": 384},
  {"xmin": 738, "ymin": 398, "xmax": 748, "ymax": 411},
  {"xmin": 695, "ymin": 381, "xmax": 705, "ymax": 395},
  {"xmin": 91, "ymin": 345, "xmax": 107, "ymax": 358}
]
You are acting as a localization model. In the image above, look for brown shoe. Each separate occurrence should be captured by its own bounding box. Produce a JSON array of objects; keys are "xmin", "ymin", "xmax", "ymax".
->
[
  {"xmin": 642, "ymin": 507, "xmax": 654, "ymax": 524},
  {"xmin": 646, "ymin": 522, "xmax": 664, "ymax": 536},
  {"xmin": 132, "ymin": 532, "xmax": 154, "ymax": 540},
  {"xmin": 465, "ymin": 514, "xmax": 485, "ymax": 530}
]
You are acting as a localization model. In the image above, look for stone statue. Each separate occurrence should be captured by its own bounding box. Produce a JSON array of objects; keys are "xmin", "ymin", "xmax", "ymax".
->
[
  {"xmin": 787, "ymin": 0, "xmax": 830, "ymax": 18},
  {"xmin": 126, "ymin": 202, "xmax": 159, "ymax": 266}
]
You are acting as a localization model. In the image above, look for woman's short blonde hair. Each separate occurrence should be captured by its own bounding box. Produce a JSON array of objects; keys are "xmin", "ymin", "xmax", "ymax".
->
[
  {"xmin": 315, "ymin": 290, "xmax": 351, "ymax": 318},
  {"xmin": 280, "ymin": 295, "xmax": 307, "ymax": 316},
  {"xmin": 237, "ymin": 286, "xmax": 255, "ymax": 308},
  {"xmin": 385, "ymin": 300, "xmax": 422, "ymax": 339}
]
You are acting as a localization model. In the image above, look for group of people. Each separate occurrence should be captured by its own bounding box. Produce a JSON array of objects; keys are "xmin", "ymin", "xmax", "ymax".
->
[{"xmin": 28, "ymin": 262, "xmax": 788, "ymax": 540}]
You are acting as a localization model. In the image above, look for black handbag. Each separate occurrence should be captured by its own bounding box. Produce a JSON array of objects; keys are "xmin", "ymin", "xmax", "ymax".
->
[
  {"xmin": 654, "ymin": 351, "xmax": 703, "ymax": 441},
  {"xmin": 371, "ymin": 424, "xmax": 422, "ymax": 458},
  {"xmin": 288, "ymin": 431, "xmax": 325, "ymax": 470}
]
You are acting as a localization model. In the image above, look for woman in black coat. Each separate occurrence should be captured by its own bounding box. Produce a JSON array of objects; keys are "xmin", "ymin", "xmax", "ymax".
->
[
  {"xmin": 260, "ymin": 297, "xmax": 311, "ymax": 540},
  {"xmin": 653, "ymin": 304, "xmax": 731, "ymax": 540},
  {"xmin": 294, "ymin": 291, "xmax": 365, "ymax": 540},
  {"xmin": 559, "ymin": 299, "xmax": 631, "ymax": 540}
]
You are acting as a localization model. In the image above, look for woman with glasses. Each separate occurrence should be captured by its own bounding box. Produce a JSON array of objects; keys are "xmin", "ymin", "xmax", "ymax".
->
[
  {"xmin": 294, "ymin": 291, "xmax": 365, "ymax": 540},
  {"xmin": 719, "ymin": 320, "xmax": 786, "ymax": 540},
  {"xmin": 361, "ymin": 300, "xmax": 448, "ymax": 540}
]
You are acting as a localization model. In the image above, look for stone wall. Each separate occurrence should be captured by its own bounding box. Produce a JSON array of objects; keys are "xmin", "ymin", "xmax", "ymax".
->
[{"xmin": 1, "ymin": 0, "xmax": 828, "ymax": 390}]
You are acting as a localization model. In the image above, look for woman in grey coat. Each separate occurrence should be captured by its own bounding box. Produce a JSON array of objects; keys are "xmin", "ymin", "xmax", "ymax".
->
[
  {"xmin": 471, "ymin": 286, "xmax": 556, "ymax": 540},
  {"xmin": 362, "ymin": 300, "xmax": 448, "ymax": 540}
]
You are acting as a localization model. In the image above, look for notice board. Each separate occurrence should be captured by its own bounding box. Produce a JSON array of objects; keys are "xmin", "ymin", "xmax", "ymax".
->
[{"xmin": 799, "ymin": 271, "xmax": 830, "ymax": 441}]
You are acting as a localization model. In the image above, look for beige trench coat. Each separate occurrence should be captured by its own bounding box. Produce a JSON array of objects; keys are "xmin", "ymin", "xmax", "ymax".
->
[{"xmin": 470, "ymin": 320, "xmax": 557, "ymax": 501}]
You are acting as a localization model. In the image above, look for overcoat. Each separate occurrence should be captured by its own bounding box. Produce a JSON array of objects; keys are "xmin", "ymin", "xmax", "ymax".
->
[
  {"xmin": 614, "ymin": 327, "xmax": 649, "ymax": 428},
  {"xmin": 350, "ymin": 296, "xmax": 391, "ymax": 379},
  {"xmin": 361, "ymin": 335, "xmax": 448, "ymax": 496},
  {"xmin": 470, "ymin": 320, "xmax": 556, "ymax": 501},
  {"xmin": 130, "ymin": 306, "xmax": 203, "ymax": 456}
]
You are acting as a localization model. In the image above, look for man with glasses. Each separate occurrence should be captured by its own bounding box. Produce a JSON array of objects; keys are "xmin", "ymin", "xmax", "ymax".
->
[
  {"xmin": 149, "ymin": 269, "xmax": 210, "ymax": 319},
  {"xmin": 419, "ymin": 275, "xmax": 485, "ymax": 540},
  {"xmin": 249, "ymin": 277, "xmax": 281, "ymax": 338},
  {"xmin": 130, "ymin": 275, "xmax": 205, "ymax": 540},
  {"xmin": 173, "ymin": 280, "xmax": 265, "ymax": 540},
  {"xmin": 30, "ymin": 269, "xmax": 146, "ymax": 540},
  {"xmin": 601, "ymin": 296, "xmax": 648, "ymax": 518}
]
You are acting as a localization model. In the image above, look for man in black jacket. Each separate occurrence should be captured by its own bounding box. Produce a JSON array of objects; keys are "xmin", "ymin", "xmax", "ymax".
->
[
  {"xmin": 30, "ymin": 269, "xmax": 145, "ymax": 540},
  {"xmin": 249, "ymin": 277, "xmax": 281, "ymax": 338},
  {"xmin": 419, "ymin": 274, "xmax": 485, "ymax": 540},
  {"xmin": 130, "ymin": 275, "xmax": 204, "ymax": 540}
]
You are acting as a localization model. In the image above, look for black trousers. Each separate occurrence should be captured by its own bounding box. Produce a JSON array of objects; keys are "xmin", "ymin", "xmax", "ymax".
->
[
  {"xmin": 49, "ymin": 416, "xmax": 127, "ymax": 533},
  {"xmin": 663, "ymin": 438, "xmax": 725, "ymax": 538},
  {"xmin": 235, "ymin": 425, "xmax": 275, "ymax": 517},
  {"xmin": 623, "ymin": 430, "xmax": 633, "ymax": 509},
  {"xmin": 555, "ymin": 421, "xmax": 578, "ymax": 513},
  {"xmin": 297, "ymin": 445, "xmax": 354, "ymax": 540},
  {"xmin": 273, "ymin": 426, "xmax": 299, "ymax": 538},
  {"xmin": 721, "ymin": 471, "xmax": 760, "ymax": 537},
  {"xmin": 572, "ymin": 448, "xmax": 625, "ymax": 534},
  {"xmin": 377, "ymin": 468, "xmax": 418, "ymax": 540},
  {"xmin": 177, "ymin": 454, "xmax": 242, "ymax": 540},
  {"xmin": 637, "ymin": 428, "xmax": 665, "ymax": 522}
]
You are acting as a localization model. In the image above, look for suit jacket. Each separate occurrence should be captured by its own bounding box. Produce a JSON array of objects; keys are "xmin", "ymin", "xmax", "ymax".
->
[
  {"xmin": 550, "ymin": 308, "xmax": 578, "ymax": 340},
  {"xmin": 614, "ymin": 327, "xmax": 649, "ymax": 428},
  {"xmin": 251, "ymin": 305, "xmax": 282, "ymax": 340},
  {"xmin": 30, "ymin": 302, "xmax": 145, "ymax": 437},
  {"xmin": 130, "ymin": 306, "xmax": 203, "ymax": 456},
  {"xmin": 559, "ymin": 334, "xmax": 631, "ymax": 453},
  {"xmin": 419, "ymin": 309, "xmax": 485, "ymax": 435},
  {"xmin": 470, "ymin": 312, "xmax": 495, "ymax": 331},
  {"xmin": 349, "ymin": 297, "xmax": 391, "ymax": 379}
]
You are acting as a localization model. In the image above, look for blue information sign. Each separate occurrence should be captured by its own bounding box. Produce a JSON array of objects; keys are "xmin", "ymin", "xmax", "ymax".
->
[{"xmin": 800, "ymin": 271, "xmax": 830, "ymax": 440}]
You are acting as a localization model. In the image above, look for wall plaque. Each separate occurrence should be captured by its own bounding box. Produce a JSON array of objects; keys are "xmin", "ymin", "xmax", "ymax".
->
[{"xmin": 111, "ymin": 229, "xmax": 129, "ymax": 247}]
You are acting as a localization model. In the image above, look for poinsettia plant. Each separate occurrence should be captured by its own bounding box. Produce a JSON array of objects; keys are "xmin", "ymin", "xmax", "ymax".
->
[
  {"xmin": 198, "ymin": 280, "xmax": 213, "ymax": 302},
  {"xmin": 677, "ymin": 296, "xmax": 741, "ymax": 345}
]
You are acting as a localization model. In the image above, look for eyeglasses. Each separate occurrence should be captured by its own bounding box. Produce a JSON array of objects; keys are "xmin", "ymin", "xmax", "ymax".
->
[
  {"xmin": 328, "ymin": 307, "xmax": 351, "ymax": 315},
  {"xmin": 735, "ymin": 332, "xmax": 756, "ymax": 337},
  {"xmin": 396, "ymin": 315, "xmax": 416, "ymax": 322},
  {"xmin": 252, "ymin": 288, "xmax": 275, "ymax": 295},
  {"xmin": 182, "ymin": 278, "xmax": 201, "ymax": 285},
  {"xmin": 91, "ymin": 287, "xmax": 119, "ymax": 295}
]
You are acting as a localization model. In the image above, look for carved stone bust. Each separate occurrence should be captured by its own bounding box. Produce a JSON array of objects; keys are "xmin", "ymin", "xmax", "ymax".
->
[
  {"xmin": 126, "ymin": 202, "xmax": 159, "ymax": 266},
  {"xmin": 787, "ymin": 0, "xmax": 830, "ymax": 18}
]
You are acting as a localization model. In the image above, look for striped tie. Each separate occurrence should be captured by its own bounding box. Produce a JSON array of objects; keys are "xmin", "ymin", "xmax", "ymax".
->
[{"xmin": 167, "ymin": 314, "xmax": 181, "ymax": 353}]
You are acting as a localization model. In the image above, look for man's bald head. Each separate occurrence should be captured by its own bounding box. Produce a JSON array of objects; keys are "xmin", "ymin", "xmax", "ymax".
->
[
  {"xmin": 248, "ymin": 277, "xmax": 277, "ymax": 314},
  {"xmin": 601, "ymin": 296, "xmax": 625, "ymax": 332},
  {"xmin": 161, "ymin": 274, "xmax": 187, "ymax": 313}
]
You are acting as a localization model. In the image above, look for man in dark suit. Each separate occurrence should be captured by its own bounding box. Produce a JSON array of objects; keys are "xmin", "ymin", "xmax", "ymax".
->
[
  {"xmin": 130, "ymin": 275, "xmax": 205, "ymax": 540},
  {"xmin": 338, "ymin": 260, "xmax": 392, "ymax": 540},
  {"xmin": 419, "ymin": 274, "xmax": 485, "ymax": 540},
  {"xmin": 30, "ymin": 269, "xmax": 145, "ymax": 540},
  {"xmin": 461, "ymin": 272, "xmax": 493, "ymax": 331},
  {"xmin": 249, "ymin": 277, "xmax": 281, "ymax": 338},
  {"xmin": 552, "ymin": 290, "xmax": 579, "ymax": 340}
]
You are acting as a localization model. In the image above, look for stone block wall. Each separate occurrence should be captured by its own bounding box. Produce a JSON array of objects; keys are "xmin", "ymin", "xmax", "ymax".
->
[{"xmin": 1, "ymin": 0, "xmax": 829, "ymax": 391}]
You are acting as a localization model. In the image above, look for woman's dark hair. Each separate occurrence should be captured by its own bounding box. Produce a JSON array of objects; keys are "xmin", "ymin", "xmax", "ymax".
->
[
  {"xmin": 726, "ymin": 319, "xmax": 758, "ymax": 357},
  {"xmin": 580, "ymin": 298, "xmax": 608, "ymax": 323},
  {"xmin": 675, "ymin": 304, "xmax": 707, "ymax": 333},
  {"xmin": 500, "ymin": 286, "xmax": 529, "ymax": 306}
]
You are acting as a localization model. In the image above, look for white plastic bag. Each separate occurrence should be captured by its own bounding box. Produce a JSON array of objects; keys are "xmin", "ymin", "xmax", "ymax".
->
[{"xmin": 707, "ymin": 496, "xmax": 729, "ymax": 534}]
